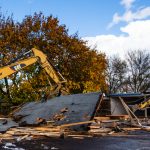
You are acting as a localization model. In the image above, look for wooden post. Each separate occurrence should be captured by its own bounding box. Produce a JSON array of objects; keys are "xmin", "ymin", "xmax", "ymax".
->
[
  {"xmin": 145, "ymin": 108, "xmax": 148, "ymax": 118},
  {"xmin": 119, "ymin": 97, "xmax": 141, "ymax": 126}
]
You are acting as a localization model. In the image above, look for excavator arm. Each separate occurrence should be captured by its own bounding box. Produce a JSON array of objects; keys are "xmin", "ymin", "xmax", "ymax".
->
[
  {"xmin": 32, "ymin": 48, "xmax": 66, "ymax": 84},
  {"xmin": 132, "ymin": 97, "xmax": 150, "ymax": 112},
  {"xmin": 0, "ymin": 57, "xmax": 37, "ymax": 80},
  {"xmin": 0, "ymin": 48, "xmax": 66, "ymax": 83},
  {"xmin": 139, "ymin": 99, "xmax": 150, "ymax": 109},
  {"xmin": 0, "ymin": 48, "xmax": 67, "ymax": 99}
]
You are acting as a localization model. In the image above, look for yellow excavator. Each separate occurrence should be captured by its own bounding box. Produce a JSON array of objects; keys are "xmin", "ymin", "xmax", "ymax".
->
[
  {"xmin": 132, "ymin": 97, "xmax": 150, "ymax": 112},
  {"xmin": 0, "ymin": 48, "xmax": 67, "ymax": 100}
]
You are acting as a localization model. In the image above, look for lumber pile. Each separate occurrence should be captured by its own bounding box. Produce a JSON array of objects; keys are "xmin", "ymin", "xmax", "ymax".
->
[
  {"xmin": 89, "ymin": 115, "xmax": 150, "ymax": 136},
  {"xmin": 88, "ymin": 116, "xmax": 129, "ymax": 135},
  {"xmin": 0, "ymin": 120, "xmax": 95, "ymax": 141},
  {"xmin": 6, "ymin": 126, "xmax": 61, "ymax": 137},
  {"xmin": 0, "ymin": 116, "xmax": 149, "ymax": 141},
  {"xmin": 0, "ymin": 125, "xmax": 65, "ymax": 141},
  {"xmin": 0, "ymin": 117, "xmax": 148, "ymax": 141}
]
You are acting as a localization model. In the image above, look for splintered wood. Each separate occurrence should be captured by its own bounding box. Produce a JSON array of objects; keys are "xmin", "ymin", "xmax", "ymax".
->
[
  {"xmin": 88, "ymin": 116, "xmax": 131, "ymax": 136},
  {"xmin": 0, "ymin": 120, "xmax": 95, "ymax": 141},
  {"xmin": 0, "ymin": 115, "xmax": 145, "ymax": 141},
  {"xmin": 0, "ymin": 126, "xmax": 63, "ymax": 140},
  {"xmin": 89, "ymin": 117, "xmax": 116, "ymax": 135}
]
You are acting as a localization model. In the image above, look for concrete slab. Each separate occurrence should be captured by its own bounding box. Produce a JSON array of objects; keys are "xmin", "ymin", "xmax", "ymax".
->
[{"xmin": 110, "ymin": 98, "xmax": 127, "ymax": 115}]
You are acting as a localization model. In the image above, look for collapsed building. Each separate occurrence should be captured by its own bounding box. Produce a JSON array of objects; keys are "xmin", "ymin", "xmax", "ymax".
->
[
  {"xmin": 0, "ymin": 92, "xmax": 150, "ymax": 140},
  {"xmin": 11, "ymin": 92, "xmax": 150, "ymax": 128}
]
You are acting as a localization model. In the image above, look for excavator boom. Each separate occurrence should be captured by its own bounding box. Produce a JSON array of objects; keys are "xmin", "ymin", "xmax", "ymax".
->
[
  {"xmin": 0, "ymin": 48, "xmax": 67, "ymax": 98},
  {"xmin": 132, "ymin": 97, "xmax": 150, "ymax": 112},
  {"xmin": 32, "ymin": 48, "xmax": 66, "ymax": 84},
  {"xmin": 0, "ymin": 57, "xmax": 37, "ymax": 80},
  {"xmin": 0, "ymin": 48, "xmax": 66, "ymax": 83}
]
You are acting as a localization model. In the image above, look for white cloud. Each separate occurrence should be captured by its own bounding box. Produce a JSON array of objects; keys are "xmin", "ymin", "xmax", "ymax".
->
[
  {"xmin": 113, "ymin": 7, "xmax": 150, "ymax": 23},
  {"xmin": 121, "ymin": 0, "xmax": 135, "ymax": 10},
  {"xmin": 83, "ymin": 20, "xmax": 150, "ymax": 58},
  {"xmin": 108, "ymin": 0, "xmax": 150, "ymax": 28}
]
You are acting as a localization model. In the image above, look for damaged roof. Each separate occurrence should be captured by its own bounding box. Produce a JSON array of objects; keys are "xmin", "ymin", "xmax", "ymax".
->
[{"xmin": 13, "ymin": 92, "xmax": 101, "ymax": 130}]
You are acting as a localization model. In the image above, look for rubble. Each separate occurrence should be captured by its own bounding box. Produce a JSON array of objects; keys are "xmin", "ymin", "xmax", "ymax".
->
[{"xmin": 0, "ymin": 92, "xmax": 149, "ymax": 144}]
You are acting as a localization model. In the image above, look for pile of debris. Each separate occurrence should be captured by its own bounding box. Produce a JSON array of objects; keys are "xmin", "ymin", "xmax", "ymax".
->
[
  {"xmin": 0, "ymin": 92, "xmax": 150, "ymax": 142},
  {"xmin": 0, "ymin": 120, "xmax": 95, "ymax": 141},
  {"xmin": 0, "ymin": 115, "xmax": 149, "ymax": 142},
  {"xmin": 89, "ymin": 116, "xmax": 129, "ymax": 136},
  {"xmin": 0, "ymin": 92, "xmax": 101, "ymax": 141},
  {"xmin": 1, "ymin": 126, "xmax": 62, "ymax": 141}
]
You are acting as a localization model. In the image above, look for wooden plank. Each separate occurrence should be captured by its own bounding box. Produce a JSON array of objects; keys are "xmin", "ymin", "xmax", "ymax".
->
[
  {"xmin": 89, "ymin": 128, "xmax": 112, "ymax": 133},
  {"xmin": 61, "ymin": 120, "xmax": 94, "ymax": 128},
  {"xmin": 101, "ymin": 120, "xmax": 119, "ymax": 123},
  {"xmin": 89, "ymin": 126, "xmax": 100, "ymax": 129},
  {"xmin": 6, "ymin": 130, "xmax": 61, "ymax": 136},
  {"xmin": 34, "ymin": 127, "xmax": 60, "ymax": 131},
  {"xmin": 94, "ymin": 117, "xmax": 110, "ymax": 121},
  {"xmin": 67, "ymin": 135, "xmax": 93, "ymax": 137},
  {"xmin": 10, "ymin": 127, "xmax": 60, "ymax": 132},
  {"xmin": 122, "ymin": 127, "xmax": 141, "ymax": 131},
  {"xmin": 106, "ymin": 115, "xmax": 129, "ymax": 120},
  {"xmin": 72, "ymin": 137, "xmax": 84, "ymax": 139},
  {"xmin": 0, "ymin": 133, "xmax": 13, "ymax": 137},
  {"xmin": 94, "ymin": 93, "xmax": 104, "ymax": 117},
  {"xmin": 119, "ymin": 97, "xmax": 141, "ymax": 126},
  {"xmin": 16, "ymin": 134, "xmax": 30, "ymax": 141},
  {"xmin": 0, "ymin": 136, "xmax": 14, "ymax": 140}
]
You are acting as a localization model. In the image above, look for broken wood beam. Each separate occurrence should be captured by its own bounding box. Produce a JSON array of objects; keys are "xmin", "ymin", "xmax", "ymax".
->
[
  {"xmin": 94, "ymin": 116, "xmax": 110, "ymax": 121},
  {"xmin": 106, "ymin": 115, "xmax": 129, "ymax": 120},
  {"xmin": 60, "ymin": 120, "xmax": 94, "ymax": 128}
]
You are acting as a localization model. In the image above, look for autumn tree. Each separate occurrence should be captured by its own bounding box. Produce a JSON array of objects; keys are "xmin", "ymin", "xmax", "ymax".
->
[
  {"xmin": 0, "ymin": 12, "xmax": 107, "ymax": 105},
  {"xmin": 0, "ymin": 12, "xmax": 17, "ymax": 105}
]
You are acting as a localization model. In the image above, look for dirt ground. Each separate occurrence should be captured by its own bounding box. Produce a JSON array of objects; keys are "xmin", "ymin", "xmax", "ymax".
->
[{"xmin": 1, "ymin": 132, "xmax": 150, "ymax": 150}]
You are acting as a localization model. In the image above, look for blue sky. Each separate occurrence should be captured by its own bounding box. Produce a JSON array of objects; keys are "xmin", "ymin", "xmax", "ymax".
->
[
  {"xmin": 0, "ymin": 0, "xmax": 145, "ymax": 37},
  {"xmin": 0, "ymin": 0, "xmax": 121, "ymax": 36},
  {"xmin": 0, "ymin": 0, "xmax": 150, "ymax": 57}
]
